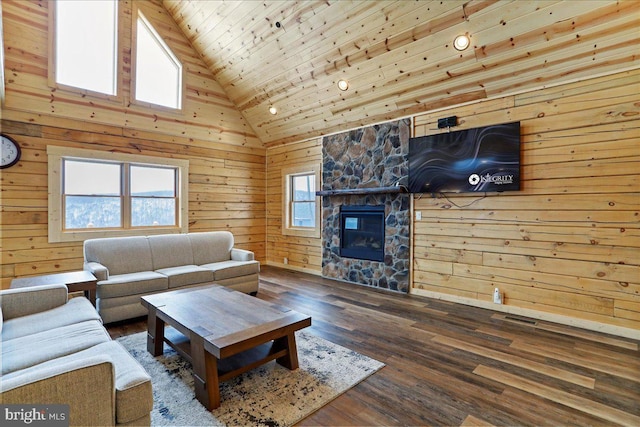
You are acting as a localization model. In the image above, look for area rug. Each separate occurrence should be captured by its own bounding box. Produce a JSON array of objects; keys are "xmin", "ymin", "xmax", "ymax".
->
[{"xmin": 117, "ymin": 330, "xmax": 385, "ymax": 426}]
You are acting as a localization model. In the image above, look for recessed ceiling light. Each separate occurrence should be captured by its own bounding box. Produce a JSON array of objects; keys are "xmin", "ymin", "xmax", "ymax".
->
[
  {"xmin": 269, "ymin": 106, "xmax": 277, "ymax": 115},
  {"xmin": 454, "ymin": 35, "xmax": 470, "ymax": 51},
  {"xmin": 337, "ymin": 79, "xmax": 349, "ymax": 91},
  {"xmin": 453, "ymin": 34, "xmax": 470, "ymax": 51}
]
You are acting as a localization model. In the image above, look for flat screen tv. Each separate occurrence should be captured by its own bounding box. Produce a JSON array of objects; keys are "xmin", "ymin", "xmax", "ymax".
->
[{"xmin": 408, "ymin": 122, "xmax": 521, "ymax": 193}]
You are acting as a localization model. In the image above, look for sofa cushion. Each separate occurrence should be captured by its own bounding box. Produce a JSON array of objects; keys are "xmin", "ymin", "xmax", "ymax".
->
[
  {"xmin": 148, "ymin": 234, "xmax": 195, "ymax": 270},
  {"xmin": 2, "ymin": 320, "xmax": 111, "ymax": 374},
  {"xmin": 84, "ymin": 236, "xmax": 153, "ymax": 276},
  {"xmin": 97, "ymin": 294, "xmax": 150, "ymax": 325},
  {"xmin": 97, "ymin": 271, "xmax": 168, "ymax": 299},
  {"xmin": 201, "ymin": 260, "xmax": 260, "ymax": 281},
  {"xmin": 155, "ymin": 265, "xmax": 214, "ymax": 289},
  {"xmin": 189, "ymin": 231, "xmax": 234, "ymax": 265},
  {"xmin": 1, "ymin": 297, "xmax": 101, "ymax": 341}
]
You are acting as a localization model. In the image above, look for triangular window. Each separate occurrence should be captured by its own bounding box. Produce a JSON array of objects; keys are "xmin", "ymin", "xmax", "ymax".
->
[{"xmin": 134, "ymin": 11, "xmax": 182, "ymax": 109}]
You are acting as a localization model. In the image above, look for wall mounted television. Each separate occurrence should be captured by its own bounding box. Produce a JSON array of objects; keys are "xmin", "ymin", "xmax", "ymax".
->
[{"xmin": 408, "ymin": 121, "xmax": 521, "ymax": 194}]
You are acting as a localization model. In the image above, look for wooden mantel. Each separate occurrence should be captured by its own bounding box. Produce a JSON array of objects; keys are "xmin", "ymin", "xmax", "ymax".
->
[{"xmin": 316, "ymin": 186, "xmax": 407, "ymax": 197}]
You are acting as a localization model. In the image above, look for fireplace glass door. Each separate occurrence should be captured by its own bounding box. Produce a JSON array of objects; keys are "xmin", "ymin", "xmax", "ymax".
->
[{"xmin": 340, "ymin": 205, "xmax": 385, "ymax": 262}]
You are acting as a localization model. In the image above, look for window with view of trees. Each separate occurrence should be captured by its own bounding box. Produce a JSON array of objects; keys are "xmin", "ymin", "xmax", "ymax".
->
[
  {"xmin": 282, "ymin": 165, "xmax": 320, "ymax": 238},
  {"xmin": 48, "ymin": 146, "xmax": 188, "ymax": 242},
  {"xmin": 63, "ymin": 160, "xmax": 177, "ymax": 230},
  {"xmin": 63, "ymin": 160, "xmax": 123, "ymax": 229},
  {"xmin": 290, "ymin": 173, "xmax": 316, "ymax": 228}
]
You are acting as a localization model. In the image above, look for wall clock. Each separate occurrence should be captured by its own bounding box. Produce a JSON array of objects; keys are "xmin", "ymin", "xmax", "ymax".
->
[{"xmin": 1, "ymin": 134, "xmax": 21, "ymax": 169}]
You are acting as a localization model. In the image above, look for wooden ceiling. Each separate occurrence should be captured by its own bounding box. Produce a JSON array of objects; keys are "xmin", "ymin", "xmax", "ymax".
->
[{"xmin": 163, "ymin": 0, "xmax": 640, "ymax": 146}]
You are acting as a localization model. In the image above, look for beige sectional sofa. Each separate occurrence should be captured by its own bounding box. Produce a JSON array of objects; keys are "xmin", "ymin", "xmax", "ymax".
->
[
  {"xmin": 84, "ymin": 231, "xmax": 260, "ymax": 323},
  {"xmin": 0, "ymin": 284, "xmax": 153, "ymax": 426}
]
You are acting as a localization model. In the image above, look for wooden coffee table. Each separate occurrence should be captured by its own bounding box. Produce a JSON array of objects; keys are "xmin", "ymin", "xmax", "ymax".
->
[{"xmin": 140, "ymin": 284, "xmax": 311, "ymax": 410}]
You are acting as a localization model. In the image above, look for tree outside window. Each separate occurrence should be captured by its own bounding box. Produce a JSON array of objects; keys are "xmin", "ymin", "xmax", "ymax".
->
[
  {"xmin": 48, "ymin": 146, "xmax": 188, "ymax": 242},
  {"xmin": 282, "ymin": 165, "xmax": 320, "ymax": 238}
]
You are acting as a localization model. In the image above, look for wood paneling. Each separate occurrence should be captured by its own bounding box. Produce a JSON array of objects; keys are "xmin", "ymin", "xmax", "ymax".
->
[
  {"xmin": 412, "ymin": 69, "xmax": 640, "ymax": 335},
  {"xmin": 164, "ymin": 0, "xmax": 640, "ymax": 145},
  {"xmin": 265, "ymin": 139, "xmax": 322, "ymax": 273},
  {"xmin": 109, "ymin": 266, "xmax": 640, "ymax": 426},
  {"xmin": 0, "ymin": 115, "xmax": 266, "ymax": 289},
  {"xmin": 0, "ymin": 0, "xmax": 266, "ymax": 289},
  {"xmin": 1, "ymin": 0, "xmax": 260, "ymax": 148}
]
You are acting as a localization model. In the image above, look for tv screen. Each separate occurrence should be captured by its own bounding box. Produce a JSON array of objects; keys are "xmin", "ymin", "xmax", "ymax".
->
[{"xmin": 408, "ymin": 122, "xmax": 521, "ymax": 193}]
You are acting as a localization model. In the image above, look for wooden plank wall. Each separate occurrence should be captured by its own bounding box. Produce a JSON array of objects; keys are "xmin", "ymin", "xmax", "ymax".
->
[
  {"xmin": 412, "ymin": 69, "xmax": 640, "ymax": 335},
  {"xmin": 265, "ymin": 138, "xmax": 322, "ymax": 273},
  {"xmin": 0, "ymin": 0, "xmax": 266, "ymax": 289},
  {"xmin": 164, "ymin": 1, "xmax": 640, "ymax": 146}
]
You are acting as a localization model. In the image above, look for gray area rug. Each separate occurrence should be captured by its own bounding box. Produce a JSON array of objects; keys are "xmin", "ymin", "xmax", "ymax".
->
[{"xmin": 117, "ymin": 330, "xmax": 385, "ymax": 426}]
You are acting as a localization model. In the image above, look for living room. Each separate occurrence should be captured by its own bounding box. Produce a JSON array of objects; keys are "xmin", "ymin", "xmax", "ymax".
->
[{"xmin": 1, "ymin": 0, "xmax": 639, "ymax": 426}]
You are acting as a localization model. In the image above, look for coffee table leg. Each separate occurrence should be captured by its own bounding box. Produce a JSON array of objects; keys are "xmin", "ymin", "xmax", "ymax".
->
[
  {"xmin": 205, "ymin": 351, "xmax": 220, "ymax": 410},
  {"xmin": 275, "ymin": 332, "xmax": 299, "ymax": 370},
  {"xmin": 191, "ymin": 336, "xmax": 221, "ymax": 410},
  {"xmin": 146, "ymin": 306, "xmax": 165, "ymax": 356}
]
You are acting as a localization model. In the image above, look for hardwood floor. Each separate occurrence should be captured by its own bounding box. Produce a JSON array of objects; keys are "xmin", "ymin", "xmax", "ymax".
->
[{"xmin": 108, "ymin": 266, "xmax": 640, "ymax": 426}]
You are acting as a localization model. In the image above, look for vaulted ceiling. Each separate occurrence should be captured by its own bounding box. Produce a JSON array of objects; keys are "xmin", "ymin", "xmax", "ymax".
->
[{"xmin": 163, "ymin": 0, "xmax": 640, "ymax": 146}]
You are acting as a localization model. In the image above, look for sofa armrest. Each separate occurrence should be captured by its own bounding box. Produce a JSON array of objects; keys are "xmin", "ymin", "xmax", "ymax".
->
[
  {"xmin": 0, "ymin": 284, "xmax": 68, "ymax": 321},
  {"xmin": 84, "ymin": 262, "xmax": 109, "ymax": 281},
  {"xmin": 231, "ymin": 248, "xmax": 255, "ymax": 262},
  {"xmin": 0, "ymin": 355, "xmax": 116, "ymax": 426}
]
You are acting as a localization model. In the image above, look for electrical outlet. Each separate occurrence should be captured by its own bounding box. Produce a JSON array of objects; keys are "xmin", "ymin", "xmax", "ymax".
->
[
  {"xmin": 283, "ymin": 257, "xmax": 288, "ymax": 265},
  {"xmin": 415, "ymin": 211, "xmax": 422, "ymax": 220},
  {"xmin": 493, "ymin": 288, "xmax": 502, "ymax": 304}
]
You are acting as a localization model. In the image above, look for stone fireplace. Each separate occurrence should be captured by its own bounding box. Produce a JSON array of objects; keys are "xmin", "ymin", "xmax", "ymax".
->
[{"xmin": 320, "ymin": 119, "xmax": 410, "ymax": 293}]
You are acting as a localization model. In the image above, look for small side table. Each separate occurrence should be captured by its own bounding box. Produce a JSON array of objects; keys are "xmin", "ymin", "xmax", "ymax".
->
[{"xmin": 11, "ymin": 270, "xmax": 98, "ymax": 306}]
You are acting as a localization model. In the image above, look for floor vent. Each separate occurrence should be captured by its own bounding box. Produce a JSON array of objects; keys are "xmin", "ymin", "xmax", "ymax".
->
[{"xmin": 504, "ymin": 315, "xmax": 537, "ymax": 325}]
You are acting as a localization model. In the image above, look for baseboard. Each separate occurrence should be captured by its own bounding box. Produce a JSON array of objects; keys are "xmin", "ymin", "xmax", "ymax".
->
[
  {"xmin": 411, "ymin": 288, "xmax": 639, "ymax": 341},
  {"xmin": 264, "ymin": 261, "xmax": 323, "ymax": 276}
]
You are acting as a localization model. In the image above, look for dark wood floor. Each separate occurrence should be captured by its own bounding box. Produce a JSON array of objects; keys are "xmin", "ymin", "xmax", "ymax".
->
[{"xmin": 108, "ymin": 266, "xmax": 640, "ymax": 426}]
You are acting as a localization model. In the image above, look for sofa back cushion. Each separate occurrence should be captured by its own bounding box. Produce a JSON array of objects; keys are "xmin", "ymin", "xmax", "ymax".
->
[
  {"xmin": 189, "ymin": 231, "xmax": 233, "ymax": 265},
  {"xmin": 148, "ymin": 234, "xmax": 195, "ymax": 270},
  {"xmin": 84, "ymin": 236, "xmax": 153, "ymax": 276}
]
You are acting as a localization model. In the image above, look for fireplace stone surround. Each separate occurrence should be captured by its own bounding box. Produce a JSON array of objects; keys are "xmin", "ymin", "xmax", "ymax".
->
[{"xmin": 320, "ymin": 119, "xmax": 410, "ymax": 293}]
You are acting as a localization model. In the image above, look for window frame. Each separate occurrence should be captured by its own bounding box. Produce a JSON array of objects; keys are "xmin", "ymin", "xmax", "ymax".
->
[
  {"xmin": 0, "ymin": 4, "xmax": 5, "ymax": 105},
  {"xmin": 48, "ymin": 146, "xmax": 189, "ymax": 243},
  {"xmin": 131, "ymin": 6, "xmax": 184, "ymax": 111},
  {"xmin": 281, "ymin": 164, "xmax": 321, "ymax": 238},
  {"xmin": 48, "ymin": 0, "xmax": 124, "ymax": 102}
]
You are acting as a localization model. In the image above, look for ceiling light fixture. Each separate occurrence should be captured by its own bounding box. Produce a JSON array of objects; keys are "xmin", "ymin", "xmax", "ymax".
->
[
  {"xmin": 269, "ymin": 106, "xmax": 277, "ymax": 115},
  {"xmin": 337, "ymin": 79, "xmax": 349, "ymax": 91},
  {"xmin": 453, "ymin": 34, "xmax": 470, "ymax": 51}
]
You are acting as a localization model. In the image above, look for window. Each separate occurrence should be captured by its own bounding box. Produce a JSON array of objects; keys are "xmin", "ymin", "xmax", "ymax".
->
[
  {"xmin": 63, "ymin": 160, "xmax": 122, "ymax": 229},
  {"xmin": 0, "ymin": 5, "xmax": 5, "ymax": 103},
  {"xmin": 130, "ymin": 165, "xmax": 177, "ymax": 226},
  {"xmin": 134, "ymin": 10, "xmax": 182, "ymax": 109},
  {"xmin": 48, "ymin": 146, "xmax": 188, "ymax": 242},
  {"xmin": 291, "ymin": 174, "xmax": 316, "ymax": 227},
  {"xmin": 52, "ymin": 0, "xmax": 119, "ymax": 96},
  {"xmin": 282, "ymin": 165, "xmax": 321, "ymax": 238}
]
